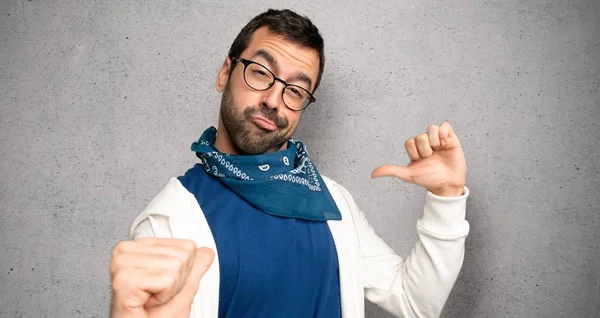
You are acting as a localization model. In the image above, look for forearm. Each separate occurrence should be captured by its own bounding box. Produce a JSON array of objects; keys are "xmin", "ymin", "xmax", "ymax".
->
[{"xmin": 363, "ymin": 187, "xmax": 470, "ymax": 317}]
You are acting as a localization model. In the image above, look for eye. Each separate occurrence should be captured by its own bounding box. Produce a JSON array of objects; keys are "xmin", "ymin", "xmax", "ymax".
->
[
  {"xmin": 253, "ymin": 69, "xmax": 270, "ymax": 78},
  {"xmin": 288, "ymin": 86, "xmax": 307, "ymax": 100}
]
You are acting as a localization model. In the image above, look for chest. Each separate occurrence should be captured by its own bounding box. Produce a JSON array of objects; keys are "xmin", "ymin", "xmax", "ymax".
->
[
  {"xmin": 202, "ymin": 184, "xmax": 339, "ymax": 293},
  {"xmin": 174, "ymin": 167, "xmax": 362, "ymax": 317}
]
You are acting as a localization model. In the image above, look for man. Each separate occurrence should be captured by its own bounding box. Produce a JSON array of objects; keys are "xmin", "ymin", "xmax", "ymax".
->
[{"xmin": 110, "ymin": 9, "xmax": 469, "ymax": 318}]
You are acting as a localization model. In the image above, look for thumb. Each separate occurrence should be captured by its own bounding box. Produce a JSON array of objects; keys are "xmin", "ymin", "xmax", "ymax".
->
[
  {"xmin": 188, "ymin": 247, "xmax": 215, "ymax": 289},
  {"xmin": 176, "ymin": 247, "xmax": 215, "ymax": 302},
  {"xmin": 371, "ymin": 164, "xmax": 413, "ymax": 183},
  {"xmin": 146, "ymin": 248, "xmax": 214, "ymax": 317}
]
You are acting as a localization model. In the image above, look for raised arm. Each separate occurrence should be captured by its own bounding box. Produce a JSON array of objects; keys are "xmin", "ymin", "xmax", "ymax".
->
[{"xmin": 361, "ymin": 121, "xmax": 470, "ymax": 317}]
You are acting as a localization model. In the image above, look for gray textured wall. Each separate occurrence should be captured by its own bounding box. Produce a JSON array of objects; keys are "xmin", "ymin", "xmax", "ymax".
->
[{"xmin": 1, "ymin": 0, "xmax": 598, "ymax": 317}]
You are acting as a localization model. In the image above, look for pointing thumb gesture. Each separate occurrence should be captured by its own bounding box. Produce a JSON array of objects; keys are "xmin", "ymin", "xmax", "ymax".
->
[
  {"xmin": 371, "ymin": 164, "xmax": 412, "ymax": 183},
  {"xmin": 371, "ymin": 122, "xmax": 467, "ymax": 197}
]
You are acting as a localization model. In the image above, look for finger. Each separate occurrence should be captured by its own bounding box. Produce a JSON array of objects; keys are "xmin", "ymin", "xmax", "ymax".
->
[
  {"xmin": 111, "ymin": 253, "xmax": 190, "ymax": 274},
  {"xmin": 131, "ymin": 238, "xmax": 197, "ymax": 264},
  {"xmin": 427, "ymin": 125, "xmax": 441, "ymax": 150},
  {"xmin": 113, "ymin": 241, "xmax": 192, "ymax": 260},
  {"xmin": 111, "ymin": 268, "xmax": 177, "ymax": 311},
  {"xmin": 404, "ymin": 138, "xmax": 419, "ymax": 161},
  {"xmin": 137, "ymin": 238, "xmax": 198, "ymax": 251},
  {"xmin": 181, "ymin": 248, "xmax": 215, "ymax": 295},
  {"xmin": 112, "ymin": 241, "xmax": 198, "ymax": 300},
  {"xmin": 415, "ymin": 133, "xmax": 433, "ymax": 158},
  {"xmin": 111, "ymin": 253, "xmax": 191, "ymax": 308},
  {"xmin": 111, "ymin": 243, "xmax": 194, "ymax": 279},
  {"xmin": 438, "ymin": 121, "xmax": 452, "ymax": 149},
  {"xmin": 146, "ymin": 248, "xmax": 215, "ymax": 310},
  {"xmin": 371, "ymin": 164, "xmax": 413, "ymax": 183}
]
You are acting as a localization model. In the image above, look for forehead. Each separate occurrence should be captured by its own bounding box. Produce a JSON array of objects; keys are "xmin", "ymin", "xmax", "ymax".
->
[{"xmin": 241, "ymin": 27, "xmax": 320, "ymax": 88}]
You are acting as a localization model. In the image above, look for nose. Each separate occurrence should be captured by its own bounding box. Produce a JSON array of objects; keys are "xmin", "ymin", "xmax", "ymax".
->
[{"xmin": 260, "ymin": 80, "xmax": 285, "ymax": 111}]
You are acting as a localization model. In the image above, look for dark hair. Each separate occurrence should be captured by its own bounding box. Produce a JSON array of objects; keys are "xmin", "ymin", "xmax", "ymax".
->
[{"xmin": 227, "ymin": 9, "xmax": 325, "ymax": 92}]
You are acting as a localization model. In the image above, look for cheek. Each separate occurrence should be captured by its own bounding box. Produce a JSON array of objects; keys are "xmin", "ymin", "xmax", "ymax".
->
[
  {"xmin": 285, "ymin": 112, "xmax": 302, "ymax": 132},
  {"xmin": 230, "ymin": 77, "xmax": 260, "ymax": 106}
]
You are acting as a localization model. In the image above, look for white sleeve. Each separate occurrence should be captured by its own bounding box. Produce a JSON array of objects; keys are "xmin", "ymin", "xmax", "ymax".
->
[
  {"xmin": 343, "ymin": 184, "xmax": 470, "ymax": 317},
  {"xmin": 129, "ymin": 178, "xmax": 190, "ymax": 241},
  {"xmin": 131, "ymin": 215, "xmax": 172, "ymax": 240}
]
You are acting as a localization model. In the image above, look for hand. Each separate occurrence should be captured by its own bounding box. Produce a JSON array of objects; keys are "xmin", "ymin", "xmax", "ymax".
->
[
  {"xmin": 109, "ymin": 238, "xmax": 215, "ymax": 318},
  {"xmin": 371, "ymin": 122, "xmax": 467, "ymax": 196}
]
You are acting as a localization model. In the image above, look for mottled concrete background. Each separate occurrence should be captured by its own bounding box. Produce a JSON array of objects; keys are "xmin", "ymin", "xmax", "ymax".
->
[{"xmin": 1, "ymin": 0, "xmax": 598, "ymax": 317}]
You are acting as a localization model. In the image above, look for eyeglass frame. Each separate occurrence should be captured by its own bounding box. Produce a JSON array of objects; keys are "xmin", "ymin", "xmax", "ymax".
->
[{"xmin": 230, "ymin": 57, "xmax": 317, "ymax": 111}]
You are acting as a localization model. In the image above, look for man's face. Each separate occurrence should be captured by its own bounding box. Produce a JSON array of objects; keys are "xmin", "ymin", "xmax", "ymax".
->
[{"xmin": 216, "ymin": 27, "xmax": 320, "ymax": 155}]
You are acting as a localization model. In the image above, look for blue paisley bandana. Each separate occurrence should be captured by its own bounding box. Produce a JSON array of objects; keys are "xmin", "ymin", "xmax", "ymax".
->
[{"xmin": 190, "ymin": 127, "xmax": 342, "ymax": 221}]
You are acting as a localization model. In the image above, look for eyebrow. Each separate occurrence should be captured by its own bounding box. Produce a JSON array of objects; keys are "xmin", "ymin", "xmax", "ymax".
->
[{"xmin": 250, "ymin": 49, "xmax": 313, "ymax": 91}]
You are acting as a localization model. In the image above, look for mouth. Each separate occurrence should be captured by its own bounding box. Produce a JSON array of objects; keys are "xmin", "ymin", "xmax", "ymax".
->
[{"xmin": 249, "ymin": 114, "xmax": 278, "ymax": 132}]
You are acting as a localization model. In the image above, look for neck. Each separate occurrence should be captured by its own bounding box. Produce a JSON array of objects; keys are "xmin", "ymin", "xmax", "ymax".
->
[{"xmin": 214, "ymin": 117, "xmax": 238, "ymax": 154}]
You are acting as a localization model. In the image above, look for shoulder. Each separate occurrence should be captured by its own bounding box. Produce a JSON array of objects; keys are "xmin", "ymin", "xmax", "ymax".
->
[
  {"xmin": 321, "ymin": 174, "xmax": 339, "ymax": 188},
  {"xmin": 148, "ymin": 177, "xmax": 192, "ymax": 210},
  {"xmin": 321, "ymin": 175, "xmax": 341, "ymax": 196},
  {"xmin": 322, "ymin": 175, "xmax": 352, "ymax": 198},
  {"xmin": 321, "ymin": 175, "xmax": 359, "ymax": 213},
  {"xmin": 129, "ymin": 177, "xmax": 194, "ymax": 236}
]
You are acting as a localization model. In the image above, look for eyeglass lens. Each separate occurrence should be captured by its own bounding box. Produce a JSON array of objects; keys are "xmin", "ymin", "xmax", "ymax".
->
[{"xmin": 244, "ymin": 62, "xmax": 310, "ymax": 110}]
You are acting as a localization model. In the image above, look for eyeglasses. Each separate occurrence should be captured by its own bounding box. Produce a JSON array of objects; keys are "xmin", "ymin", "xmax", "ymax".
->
[{"xmin": 231, "ymin": 57, "xmax": 316, "ymax": 111}]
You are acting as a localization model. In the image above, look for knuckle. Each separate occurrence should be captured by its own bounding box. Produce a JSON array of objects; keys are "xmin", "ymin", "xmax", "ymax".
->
[
  {"xmin": 109, "ymin": 258, "xmax": 119, "ymax": 276},
  {"xmin": 180, "ymin": 239, "xmax": 197, "ymax": 253},
  {"xmin": 166, "ymin": 255, "xmax": 185, "ymax": 271},
  {"xmin": 178, "ymin": 250, "xmax": 192, "ymax": 265},
  {"xmin": 416, "ymin": 133, "xmax": 428, "ymax": 142},
  {"xmin": 170, "ymin": 246, "xmax": 188, "ymax": 260},
  {"xmin": 109, "ymin": 253, "xmax": 130, "ymax": 275},
  {"xmin": 162, "ymin": 271, "xmax": 178, "ymax": 288},
  {"xmin": 112, "ymin": 241, "xmax": 131, "ymax": 258},
  {"xmin": 175, "ymin": 255, "xmax": 187, "ymax": 270},
  {"xmin": 405, "ymin": 138, "xmax": 415, "ymax": 147},
  {"xmin": 111, "ymin": 269, "xmax": 129, "ymax": 292}
]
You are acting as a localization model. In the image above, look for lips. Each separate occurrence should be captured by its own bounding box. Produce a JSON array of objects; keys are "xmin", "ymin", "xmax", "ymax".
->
[{"xmin": 250, "ymin": 114, "xmax": 277, "ymax": 131}]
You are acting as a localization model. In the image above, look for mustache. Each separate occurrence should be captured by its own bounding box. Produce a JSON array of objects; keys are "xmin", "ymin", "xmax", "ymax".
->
[{"xmin": 244, "ymin": 107, "xmax": 288, "ymax": 129}]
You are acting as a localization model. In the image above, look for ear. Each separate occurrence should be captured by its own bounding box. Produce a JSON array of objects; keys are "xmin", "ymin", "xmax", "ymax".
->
[{"xmin": 216, "ymin": 57, "xmax": 232, "ymax": 92}]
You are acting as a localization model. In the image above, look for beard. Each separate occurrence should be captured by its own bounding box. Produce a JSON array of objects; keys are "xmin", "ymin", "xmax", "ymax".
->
[{"xmin": 219, "ymin": 81, "xmax": 292, "ymax": 155}]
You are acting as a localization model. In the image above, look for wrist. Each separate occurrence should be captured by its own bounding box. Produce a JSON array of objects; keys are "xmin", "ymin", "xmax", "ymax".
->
[{"xmin": 430, "ymin": 186, "xmax": 464, "ymax": 197}]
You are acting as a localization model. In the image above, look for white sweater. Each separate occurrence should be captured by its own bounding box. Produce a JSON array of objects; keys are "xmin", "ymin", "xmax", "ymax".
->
[{"xmin": 130, "ymin": 176, "xmax": 470, "ymax": 318}]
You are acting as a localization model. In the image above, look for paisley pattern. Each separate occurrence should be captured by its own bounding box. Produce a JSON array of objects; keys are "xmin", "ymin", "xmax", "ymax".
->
[{"xmin": 190, "ymin": 127, "xmax": 342, "ymax": 221}]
